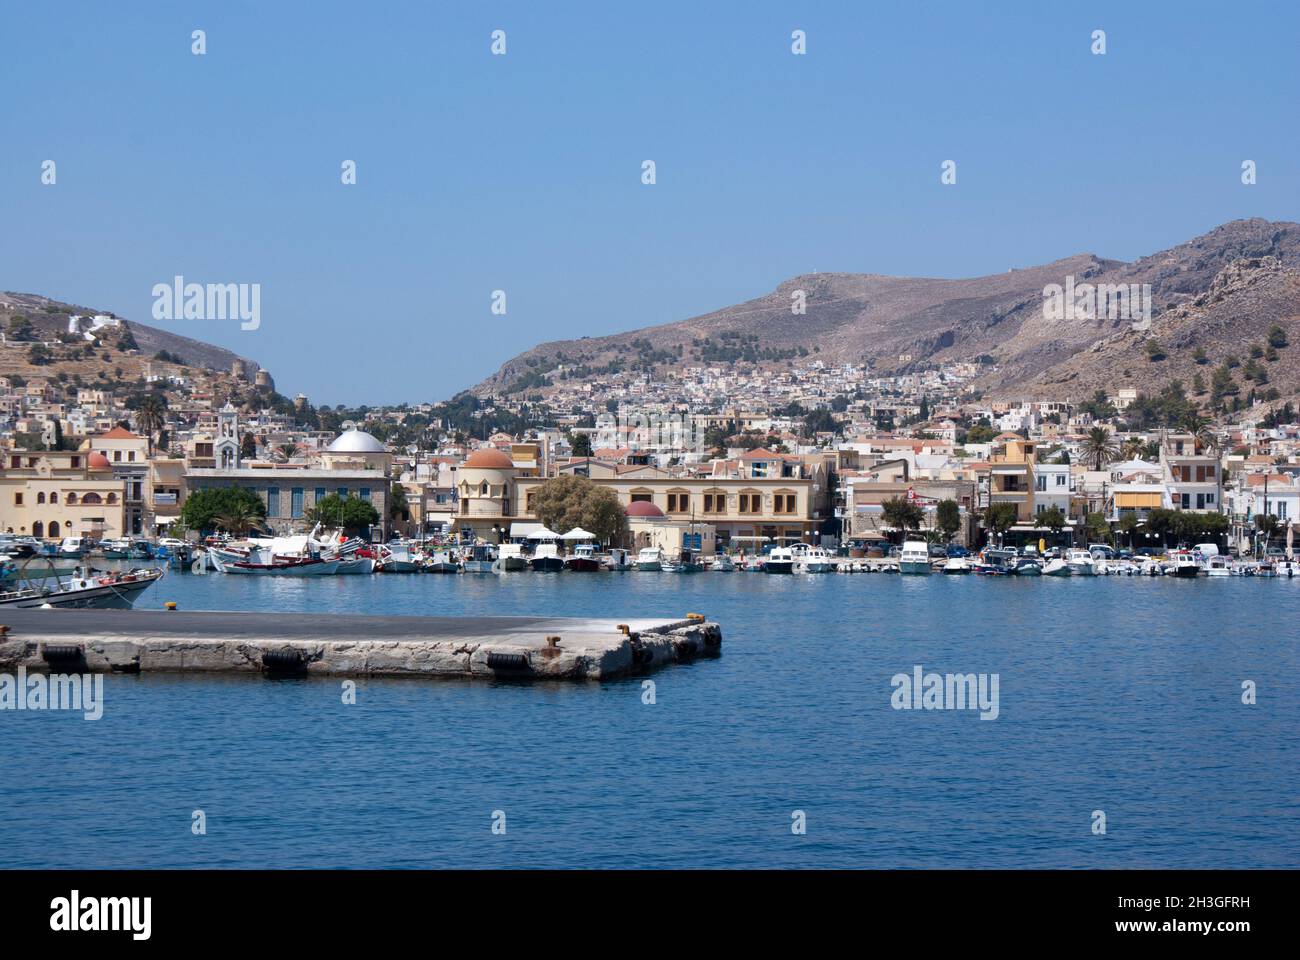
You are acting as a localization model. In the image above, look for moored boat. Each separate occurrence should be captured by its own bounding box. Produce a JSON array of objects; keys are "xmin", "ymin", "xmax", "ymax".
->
[
  {"xmin": 0, "ymin": 565, "xmax": 164, "ymax": 608},
  {"xmin": 635, "ymin": 547, "xmax": 664, "ymax": 572},
  {"xmin": 898, "ymin": 540, "xmax": 932, "ymax": 575}
]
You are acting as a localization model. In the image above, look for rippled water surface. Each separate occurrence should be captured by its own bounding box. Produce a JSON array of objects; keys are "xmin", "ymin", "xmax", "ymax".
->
[{"xmin": 5, "ymin": 569, "xmax": 1298, "ymax": 868}]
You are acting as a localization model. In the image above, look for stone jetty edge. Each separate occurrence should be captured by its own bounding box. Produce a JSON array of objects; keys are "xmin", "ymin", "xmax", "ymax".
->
[{"xmin": 0, "ymin": 615, "xmax": 722, "ymax": 682}]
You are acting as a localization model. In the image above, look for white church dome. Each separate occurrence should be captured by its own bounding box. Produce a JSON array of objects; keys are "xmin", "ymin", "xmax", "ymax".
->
[{"xmin": 326, "ymin": 426, "xmax": 387, "ymax": 453}]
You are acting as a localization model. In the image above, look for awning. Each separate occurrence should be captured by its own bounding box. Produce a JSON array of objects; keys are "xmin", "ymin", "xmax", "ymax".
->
[{"xmin": 509, "ymin": 522, "xmax": 543, "ymax": 538}]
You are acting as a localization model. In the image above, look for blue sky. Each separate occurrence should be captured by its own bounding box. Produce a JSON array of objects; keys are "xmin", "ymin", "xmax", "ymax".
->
[{"xmin": 2, "ymin": 1, "xmax": 1296, "ymax": 405}]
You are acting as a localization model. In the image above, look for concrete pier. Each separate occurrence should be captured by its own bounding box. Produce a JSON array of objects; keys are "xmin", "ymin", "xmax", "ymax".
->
[{"xmin": 0, "ymin": 609, "xmax": 721, "ymax": 681}]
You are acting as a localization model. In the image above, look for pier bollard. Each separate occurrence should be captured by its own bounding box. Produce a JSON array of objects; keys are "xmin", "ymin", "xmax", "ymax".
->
[
  {"xmin": 541, "ymin": 635, "xmax": 562, "ymax": 659},
  {"xmin": 617, "ymin": 624, "xmax": 630, "ymax": 635},
  {"xmin": 165, "ymin": 601, "xmax": 178, "ymax": 610},
  {"xmin": 0, "ymin": 625, "xmax": 9, "ymax": 637}
]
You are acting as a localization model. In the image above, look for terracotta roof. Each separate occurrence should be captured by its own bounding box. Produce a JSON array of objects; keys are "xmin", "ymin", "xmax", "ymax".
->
[{"xmin": 100, "ymin": 426, "xmax": 141, "ymax": 439}]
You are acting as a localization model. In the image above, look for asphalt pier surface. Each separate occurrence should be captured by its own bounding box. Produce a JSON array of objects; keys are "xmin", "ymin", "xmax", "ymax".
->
[{"xmin": 0, "ymin": 608, "xmax": 722, "ymax": 681}]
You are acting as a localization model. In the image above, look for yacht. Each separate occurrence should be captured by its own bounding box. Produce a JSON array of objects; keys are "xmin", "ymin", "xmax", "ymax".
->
[
  {"xmin": 898, "ymin": 540, "xmax": 932, "ymax": 575},
  {"xmin": 603, "ymin": 548, "xmax": 633, "ymax": 571},
  {"xmin": 793, "ymin": 544, "xmax": 835, "ymax": 573},
  {"xmin": 564, "ymin": 542, "xmax": 601, "ymax": 572},
  {"xmin": 1065, "ymin": 549, "xmax": 1097, "ymax": 576},
  {"xmin": 763, "ymin": 546, "xmax": 795, "ymax": 574},
  {"xmin": 635, "ymin": 547, "xmax": 664, "ymax": 572},
  {"xmin": 496, "ymin": 542, "xmax": 528, "ymax": 572},
  {"xmin": 58, "ymin": 536, "xmax": 90, "ymax": 558},
  {"xmin": 1167, "ymin": 549, "xmax": 1201, "ymax": 578},
  {"xmin": 528, "ymin": 542, "xmax": 565, "ymax": 572},
  {"xmin": 1203, "ymin": 554, "xmax": 1232, "ymax": 577}
]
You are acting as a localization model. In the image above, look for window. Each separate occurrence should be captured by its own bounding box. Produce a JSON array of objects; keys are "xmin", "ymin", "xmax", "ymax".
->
[
  {"xmin": 50, "ymin": 492, "xmax": 58, "ymax": 504},
  {"xmin": 773, "ymin": 493, "xmax": 797, "ymax": 515},
  {"xmin": 37, "ymin": 492, "xmax": 45, "ymax": 504},
  {"xmin": 70, "ymin": 456, "xmax": 80, "ymax": 468},
  {"xmin": 66, "ymin": 493, "xmax": 77, "ymax": 505},
  {"xmin": 82, "ymin": 493, "xmax": 102, "ymax": 505},
  {"xmin": 703, "ymin": 493, "xmax": 726, "ymax": 513},
  {"xmin": 267, "ymin": 487, "xmax": 281, "ymax": 518},
  {"xmin": 291, "ymin": 488, "xmax": 304, "ymax": 519},
  {"xmin": 315, "ymin": 488, "xmax": 326, "ymax": 503},
  {"xmin": 1056, "ymin": 474, "xmax": 1066, "ymax": 486},
  {"xmin": 738, "ymin": 492, "xmax": 762, "ymax": 514},
  {"xmin": 13, "ymin": 493, "xmax": 22, "ymax": 506},
  {"xmin": 667, "ymin": 492, "xmax": 690, "ymax": 513},
  {"xmin": 525, "ymin": 492, "xmax": 536, "ymax": 512},
  {"xmin": 106, "ymin": 493, "xmax": 118, "ymax": 504},
  {"xmin": 113, "ymin": 451, "xmax": 121, "ymax": 462},
  {"xmin": 630, "ymin": 491, "xmax": 653, "ymax": 503},
  {"xmin": 359, "ymin": 488, "xmax": 371, "ymax": 502}
]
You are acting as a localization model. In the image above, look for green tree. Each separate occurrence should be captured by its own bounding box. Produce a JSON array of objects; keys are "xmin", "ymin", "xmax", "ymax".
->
[
  {"xmin": 880, "ymin": 497, "xmax": 925, "ymax": 542},
  {"xmin": 181, "ymin": 487, "xmax": 267, "ymax": 533},
  {"xmin": 530, "ymin": 475, "xmax": 627, "ymax": 544},
  {"xmin": 1038, "ymin": 506, "xmax": 1067, "ymax": 539},
  {"xmin": 569, "ymin": 432, "xmax": 593, "ymax": 458},
  {"xmin": 1084, "ymin": 511, "xmax": 1111, "ymax": 545},
  {"xmin": 935, "ymin": 499, "xmax": 962, "ymax": 543},
  {"xmin": 1267, "ymin": 325, "xmax": 1288, "ymax": 349},
  {"xmin": 305, "ymin": 494, "xmax": 380, "ymax": 535},
  {"xmin": 982, "ymin": 503, "xmax": 1019, "ymax": 545}
]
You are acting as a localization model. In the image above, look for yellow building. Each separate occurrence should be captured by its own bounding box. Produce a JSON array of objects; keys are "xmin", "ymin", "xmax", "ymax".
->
[
  {"xmin": 983, "ymin": 435, "xmax": 1038, "ymax": 522},
  {"xmin": 0, "ymin": 448, "xmax": 127, "ymax": 541}
]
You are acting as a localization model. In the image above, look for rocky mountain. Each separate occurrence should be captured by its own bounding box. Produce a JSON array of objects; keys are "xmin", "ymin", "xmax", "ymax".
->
[
  {"xmin": 0, "ymin": 290, "xmax": 261, "ymax": 384},
  {"xmin": 474, "ymin": 218, "xmax": 1300, "ymax": 404}
]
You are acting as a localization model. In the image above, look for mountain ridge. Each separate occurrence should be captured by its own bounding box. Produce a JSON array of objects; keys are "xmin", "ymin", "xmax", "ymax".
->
[{"xmin": 473, "ymin": 218, "xmax": 1300, "ymax": 405}]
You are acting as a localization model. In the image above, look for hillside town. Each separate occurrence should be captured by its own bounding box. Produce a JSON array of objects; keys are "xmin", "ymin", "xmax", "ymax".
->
[{"xmin": 2, "ymin": 341, "xmax": 1297, "ymax": 561}]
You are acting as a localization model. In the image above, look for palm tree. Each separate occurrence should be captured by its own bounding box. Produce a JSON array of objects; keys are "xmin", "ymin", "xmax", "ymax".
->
[
  {"xmin": 1081, "ymin": 426, "xmax": 1120, "ymax": 471},
  {"xmin": 1120, "ymin": 437, "xmax": 1146, "ymax": 461},
  {"xmin": 134, "ymin": 392, "xmax": 168, "ymax": 456},
  {"xmin": 274, "ymin": 442, "xmax": 299, "ymax": 463},
  {"xmin": 214, "ymin": 504, "xmax": 261, "ymax": 536},
  {"xmin": 1180, "ymin": 412, "xmax": 1219, "ymax": 454}
]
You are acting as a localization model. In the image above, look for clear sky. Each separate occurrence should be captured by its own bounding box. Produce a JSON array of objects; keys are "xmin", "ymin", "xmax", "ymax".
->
[{"xmin": 2, "ymin": 1, "xmax": 1296, "ymax": 406}]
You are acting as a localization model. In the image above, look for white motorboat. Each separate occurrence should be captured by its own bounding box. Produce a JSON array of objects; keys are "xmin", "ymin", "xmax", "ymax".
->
[
  {"xmin": 1167, "ymin": 549, "xmax": 1201, "ymax": 578},
  {"xmin": 1042, "ymin": 557, "xmax": 1071, "ymax": 577},
  {"xmin": 898, "ymin": 540, "xmax": 932, "ymax": 575},
  {"xmin": 635, "ymin": 547, "xmax": 664, "ymax": 572},
  {"xmin": 710, "ymin": 553, "xmax": 736, "ymax": 572},
  {"xmin": 763, "ymin": 546, "xmax": 795, "ymax": 574},
  {"xmin": 1065, "ymin": 549, "xmax": 1097, "ymax": 576},
  {"xmin": 496, "ymin": 543, "xmax": 528, "ymax": 572},
  {"xmin": 793, "ymin": 544, "xmax": 835, "ymax": 573},
  {"xmin": 0, "ymin": 565, "xmax": 164, "ymax": 608},
  {"xmin": 1203, "ymin": 555, "xmax": 1231, "ymax": 577},
  {"xmin": 941, "ymin": 556, "xmax": 971, "ymax": 574},
  {"xmin": 603, "ymin": 548, "xmax": 633, "ymax": 571}
]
